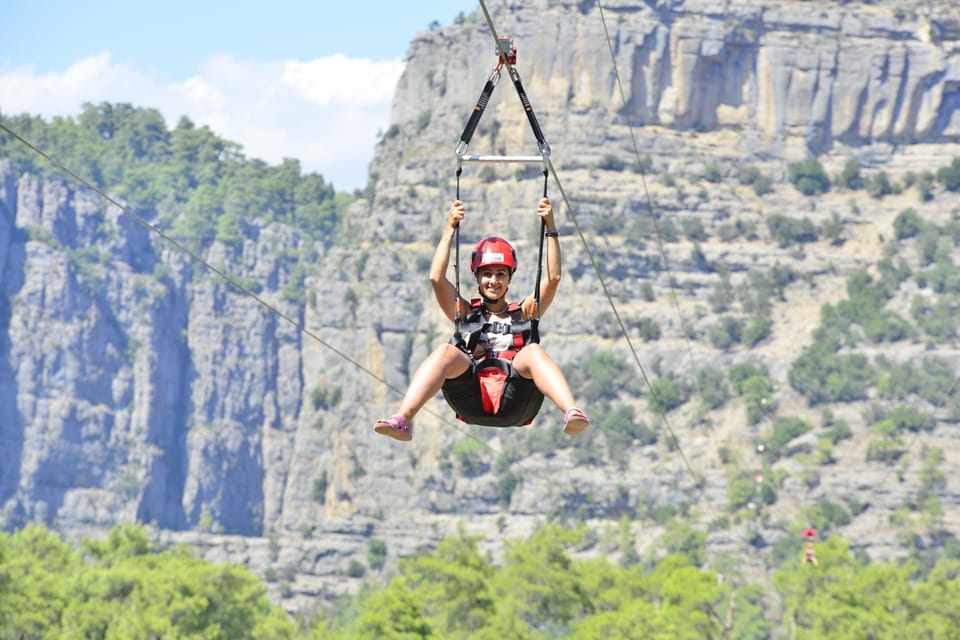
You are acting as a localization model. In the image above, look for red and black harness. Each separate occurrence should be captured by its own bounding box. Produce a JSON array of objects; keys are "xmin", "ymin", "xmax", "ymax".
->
[
  {"xmin": 454, "ymin": 298, "xmax": 534, "ymax": 360},
  {"xmin": 443, "ymin": 35, "xmax": 550, "ymax": 427},
  {"xmin": 447, "ymin": 298, "xmax": 541, "ymax": 424}
]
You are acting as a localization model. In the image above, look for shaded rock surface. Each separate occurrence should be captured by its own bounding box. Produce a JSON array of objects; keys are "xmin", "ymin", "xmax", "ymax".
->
[{"xmin": 1, "ymin": 0, "xmax": 959, "ymax": 615}]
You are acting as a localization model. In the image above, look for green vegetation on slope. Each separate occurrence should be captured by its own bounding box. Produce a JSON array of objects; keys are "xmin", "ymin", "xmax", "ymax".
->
[
  {"xmin": 0, "ymin": 102, "xmax": 351, "ymax": 250},
  {"xmin": 7, "ymin": 522, "xmax": 959, "ymax": 639},
  {"xmin": 0, "ymin": 524, "xmax": 295, "ymax": 639}
]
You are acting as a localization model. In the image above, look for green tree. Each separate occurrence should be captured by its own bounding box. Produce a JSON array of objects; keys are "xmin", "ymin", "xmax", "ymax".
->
[
  {"xmin": 448, "ymin": 439, "xmax": 488, "ymax": 476},
  {"xmin": 789, "ymin": 340, "xmax": 872, "ymax": 405},
  {"xmin": 702, "ymin": 162, "xmax": 723, "ymax": 183},
  {"xmin": 709, "ymin": 315, "xmax": 743, "ymax": 350},
  {"xmin": 737, "ymin": 165, "xmax": 763, "ymax": 185},
  {"xmin": 352, "ymin": 578, "xmax": 437, "ymax": 639},
  {"xmin": 0, "ymin": 524, "xmax": 75, "ymax": 635},
  {"xmin": 597, "ymin": 154, "xmax": 626, "ymax": 171},
  {"xmin": 631, "ymin": 154, "xmax": 653, "ymax": 173},
  {"xmin": 0, "ymin": 524, "xmax": 295, "ymax": 639},
  {"xmin": 728, "ymin": 362, "xmax": 768, "ymax": 392},
  {"xmin": 600, "ymin": 403, "xmax": 656, "ymax": 457},
  {"xmin": 866, "ymin": 170, "xmax": 893, "ymax": 198},
  {"xmin": 492, "ymin": 525, "xmax": 592, "ymax": 632},
  {"xmin": 697, "ymin": 366, "xmax": 730, "ymax": 410},
  {"xmin": 681, "ymin": 216, "xmax": 708, "ymax": 241},
  {"xmin": 742, "ymin": 314, "xmax": 772, "ymax": 347},
  {"xmin": 648, "ymin": 376, "xmax": 687, "ymax": 413},
  {"xmin": 498, "ymin": 469, "xmax": 521, "ymax": 507},
  {"xmin": 661, "ymin": 520, "xmax": 707, "ymax": 566},
  {"xmin": 788, "ymin": 157, "xmax": 830, "ymax": 195},
  {"xmin": 367, "ymin": 538, "xmax": 388, "ymax": 571},
  {"xmin": 767, "ymin": 214, "xmax": 818, "ymax": 247},
  {"xmin": 3, "ymin": 103, "xmax": 346, "ymax": 254},
  {"xmin": 573, "ymin": 350, "xmax": 635, "ymax": 401},
  {"xmin": 726, "ymin": 473, "xmax": 758, "ymax": 511},
  {"xmin": 838, "ymin": 159, "xmax": 864, "ymax": 190},
  {"xmin": 887, "ymin": 405, "xmax": 935, "ymax": 433},
  {"xmin": 775, "ymin": 537, "xmax": 912, "ymax": 639},
  {"xmin": 728, "ymin": 362, "xmax": 776, "ymax": 423},
  {"xmin": 916, "ymin": 169, "xmax": 936, "ymax": 200},
  {"xmin": 762, "ymin": 416, "xmax": 812, "ymax": 460},
  {"xmin": 401, "ymin": 530, "xmax": 495, "ymax": 635},
  {"xmin": 318, "ymin": 522, "xmax": 960, "ymax": 638},
  {"xmin": 647, "ymin": 555, "xmax": 724, "ymax": 637},
  {"xmin": 936, "ymin": 157, "xmax": 960, "ymax": 191},
  {"xmin": 726, "ymin": 584, "xmax": 775, "ymax": 639},
  {"xmin": 735, "ymin": 165, "xmax": 774, "ymax": 195},
  {"xmin": 571, "ymin": 599, "xmax": 676, "ymax": 639},
  {"xmin": 822, "ymin": 269, "xmax": 912, "ymax": 341}
]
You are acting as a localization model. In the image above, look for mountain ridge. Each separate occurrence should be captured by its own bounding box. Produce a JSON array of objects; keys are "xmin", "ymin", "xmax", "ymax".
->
[{"xmin": 0, "ymin": 0, "xmax": 959, "ymax": 616}]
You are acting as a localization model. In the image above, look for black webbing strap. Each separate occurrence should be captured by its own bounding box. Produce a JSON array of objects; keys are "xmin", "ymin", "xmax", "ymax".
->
[
  {"xmin": 508, "ymin": 65, "xmax": 549, "ymax": 156},
  {"xmin": 529, "ymin": 169, "xmax": 549, "ymax": 344},
  {"xmin": 455, "ymin": 47, "xmax": 549, "ymax": 160},
  {"xmin": 452, "ymin": 40, "xmax": 552, "ymax": 348},
  {"xmin": 457, "ymin": 70, "xmax": 499, "ymax": 151},
  {"xmin": 453, "ymin": 168, "xmax": 463, "ymax": 340}
]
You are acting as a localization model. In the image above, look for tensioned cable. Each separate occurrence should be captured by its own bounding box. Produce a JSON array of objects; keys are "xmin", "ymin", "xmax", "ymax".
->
[
  {"xmin": 590, "ymin": 2, "xmax": 802, "ymax": 538},
  {"xmin": 0, "ymin": 119, "xmax": 483, "ymax": 440},
  {"xmin": 594, "ymin": 0, "xmax": 955, "ymax": 527},
  {"xmin": 599, "ymin": 0, "xmax": 757, "ymax": 511},
  {"xmin": 0, "ymin": 122, "xmax": 383, "ymax": 384},
  {"xmin": 595, "ymin": 0, "xmax": 704, "ymax": 403},
  {"xmin": 477, "ymin": 0, "xmax": 714, "ymax": 510},
  {"xmin": 592, "ymin": 0, "xmax": 738, "ymax": 509}
]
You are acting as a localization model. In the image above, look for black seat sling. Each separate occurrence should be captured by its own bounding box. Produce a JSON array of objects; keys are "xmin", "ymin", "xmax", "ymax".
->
[{"xmin": 441, "ymin": 35, "xmax": 552, "ymax": 427}]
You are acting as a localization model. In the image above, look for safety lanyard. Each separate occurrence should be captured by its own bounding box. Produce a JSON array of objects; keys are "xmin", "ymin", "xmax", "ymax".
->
[{"xmin": 453, "ymin": 35, "xmax": 550, "ymax": 345}]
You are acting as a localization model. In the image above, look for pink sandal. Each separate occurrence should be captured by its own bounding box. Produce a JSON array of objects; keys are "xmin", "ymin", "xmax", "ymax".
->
[
  {"xmin": 373, "ymin": 415, "xmax": 412, "ymax": 441},
  {"xmin": 563, "ymin": 407, "xmax": 590, "ymax": 435}
]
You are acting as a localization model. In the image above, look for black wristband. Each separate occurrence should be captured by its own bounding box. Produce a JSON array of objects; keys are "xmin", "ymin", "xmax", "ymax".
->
[{"xmin": 545, "ymin": 231, "xmax": 559, "ymax": 237}]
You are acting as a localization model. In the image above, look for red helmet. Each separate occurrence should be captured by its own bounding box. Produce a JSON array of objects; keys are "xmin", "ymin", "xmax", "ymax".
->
[{"xmin": 470, "ymin": 236, "xmax": 517, "ymax": 274}]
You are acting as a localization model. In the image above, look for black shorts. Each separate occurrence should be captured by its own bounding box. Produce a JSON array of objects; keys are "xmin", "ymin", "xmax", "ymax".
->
[{"xmin": 441, "ymin": 359, "xmax": 545, "ymax": 427}]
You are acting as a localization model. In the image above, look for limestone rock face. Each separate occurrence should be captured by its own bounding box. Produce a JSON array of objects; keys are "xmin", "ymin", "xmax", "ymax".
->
[
  {"xmin": 1, "ymin": 0, "xmax": 959, "ymax": 614},
  {"xmin": 381, "ymin": 0, "xmax": 959, "ymax": 173}
]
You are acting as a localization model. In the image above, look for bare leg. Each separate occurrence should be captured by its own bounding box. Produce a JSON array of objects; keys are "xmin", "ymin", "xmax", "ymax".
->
[
  {"xmin": 395, "ymin": 343, "xmax": 470, "ymax": 423},
  {"xmin": 513, "ymin": 344, "xmax": 589, "ymax": 434},
  {"xmin": 512, "ymin": 344, "xmax": 576, "ymax": 411}
]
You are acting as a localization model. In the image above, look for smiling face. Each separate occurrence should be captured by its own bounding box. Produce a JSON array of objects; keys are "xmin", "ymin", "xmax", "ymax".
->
[{"xmin": 476, "ymin": 265, "xmax": 512, "ymax": 302}]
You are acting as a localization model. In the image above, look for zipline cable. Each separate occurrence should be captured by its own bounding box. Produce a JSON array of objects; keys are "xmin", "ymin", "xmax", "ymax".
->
[
  {"xmin": 595, "ymin": 0, "xmax": 956, "ymax": 529},
  {"xmin": 595, "ymin": 0, "xmax": 705, "ymax": 403},
  {"xmin": 477, "ymin": 0, "xmax": 716, "ymax": 513},
  {"xmin": 0, "ymin": 122, "xmax": 381, "ymax": 386},
  {"xmin": 0, "ymin": 119, "xmax": 484, "ymax": 441}
]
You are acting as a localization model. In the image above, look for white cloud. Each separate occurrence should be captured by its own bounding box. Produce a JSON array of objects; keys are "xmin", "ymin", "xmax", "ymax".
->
[
  {"xmin": 283, "ymin": 54, "xmax": 405, "ymax": 107},
  {"xmin": 0, "ymin": 52, "xmax": 406, "ymax": 191},
  {"xmin": 0, "ymin": 53, "xmax": 158, "ymax": 115}
]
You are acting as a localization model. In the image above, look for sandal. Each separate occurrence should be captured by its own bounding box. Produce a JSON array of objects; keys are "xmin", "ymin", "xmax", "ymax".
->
[
  {"xmin": 563, "ymin": 407, "xmax": 590, "ymax": 435},
  {"xmin": 373, "ymin": 415, "xmax": 412, "ymax": 441}
]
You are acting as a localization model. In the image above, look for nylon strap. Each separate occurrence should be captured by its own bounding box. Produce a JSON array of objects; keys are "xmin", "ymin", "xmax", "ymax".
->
[
  {"xmin": 457, "ymin": 70, "xmax": 499, "ymax": 153},
  {"xmin": 529, "ymin": 169, "xmax": 549, "ymax": 344},
  {"xmin": 454, "ymin": 167, "xmax": 463, "ymax": 332},
  {"xmin": 508, "ymin": 65, "xmax": 549, "ymax": 155},
  {"xmin": 452, "ymin": 44, "xmax": 551, "ymax": 348}
]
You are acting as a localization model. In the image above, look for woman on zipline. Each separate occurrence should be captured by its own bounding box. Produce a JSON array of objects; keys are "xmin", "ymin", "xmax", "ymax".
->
[{"xmin": 373, "ymin": 197, "xmax": 590, "ymax": 441}]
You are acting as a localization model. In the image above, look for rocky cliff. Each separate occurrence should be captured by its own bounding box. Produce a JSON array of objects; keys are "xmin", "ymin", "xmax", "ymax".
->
[{"xmin": 2, "ymin": 0, "xmax": 960, "ymax": 615}]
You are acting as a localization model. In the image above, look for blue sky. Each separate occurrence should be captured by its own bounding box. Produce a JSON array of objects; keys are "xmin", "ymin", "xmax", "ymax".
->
[{"xmin": 0, "ymin": 1, "xmax": 479, "ymax": 190}]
